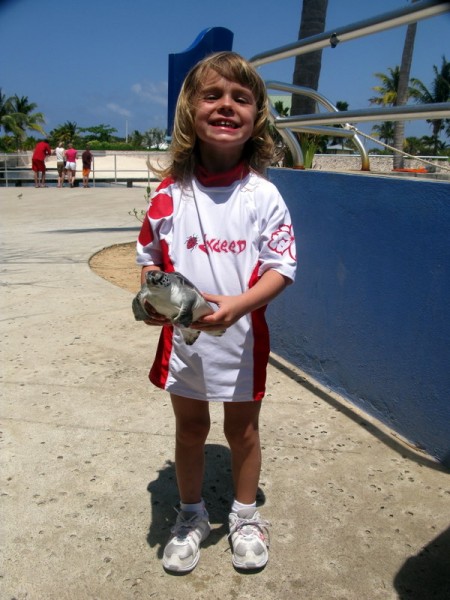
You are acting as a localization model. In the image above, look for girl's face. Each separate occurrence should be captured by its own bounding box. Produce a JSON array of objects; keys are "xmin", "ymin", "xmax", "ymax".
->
[{"xmin": 194, "ymin": 70, "xmax": 257, "ymax": 168}]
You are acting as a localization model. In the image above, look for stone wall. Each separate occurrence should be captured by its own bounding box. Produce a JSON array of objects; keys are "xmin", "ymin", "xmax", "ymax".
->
[{"xmin": 312, "ymin": 153, "xmax": 449, "ymax": 174}]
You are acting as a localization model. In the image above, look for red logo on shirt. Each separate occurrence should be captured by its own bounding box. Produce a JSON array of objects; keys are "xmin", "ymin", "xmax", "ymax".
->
[
  {"xmin": 199, "ymin": 235, "xmax": 246, "ymax": 254},
  {"xmin": 185, "ymin": 234, "xmax": 199, "ymax": 250},
  {"xmin": 185, "ymin": 233, "xmax": 246, "ymax": 254},
  {"xmin": 268, "ymin": 224, "xmax": 296, "ymax": 261}
]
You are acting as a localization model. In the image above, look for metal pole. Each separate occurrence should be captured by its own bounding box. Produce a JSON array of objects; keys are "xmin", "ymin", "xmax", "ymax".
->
[
  {"xmin": 250, "ymin": 0, "xmax": 450, "ymax": 67},
  {"xmin": 4, "ymin": 154, "xmax": 9, "ymax": 187},
  {"xmin": 267, "ymin": 81, "xmax": 370, "ymax": 170},
  {"xmin": 274, "ymin": 103, "xmax": 450, "ymax": 128}
]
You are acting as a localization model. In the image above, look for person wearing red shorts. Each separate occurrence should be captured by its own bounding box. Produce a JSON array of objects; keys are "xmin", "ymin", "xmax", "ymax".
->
[{"xmin": 32, "ymin": 139, "xmax": 52, "ymax": 187}]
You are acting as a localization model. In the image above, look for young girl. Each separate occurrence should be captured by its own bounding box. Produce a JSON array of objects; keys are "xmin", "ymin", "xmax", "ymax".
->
[
  {"xmin": 136, "ymin": 51, "xmax": 296, "ymax": 572},
  {"xmin": 64, "ymin": 143, "xmax": 78, "ymax": 188}
]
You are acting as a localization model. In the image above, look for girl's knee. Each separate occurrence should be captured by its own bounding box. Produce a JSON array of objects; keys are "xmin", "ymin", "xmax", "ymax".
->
[
  {"xmin": 176, "ymin": 420, "xmax": 210, "ymax": 448},
  {"xmin": 224, "ymin": 420, "xmax": 259, "ymax": 448}
]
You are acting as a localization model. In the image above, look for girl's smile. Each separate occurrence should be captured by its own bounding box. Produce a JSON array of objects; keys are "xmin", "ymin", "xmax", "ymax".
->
[{"xmin": 194, "ymin": 71, "xmax": 257, "ymax": 170}]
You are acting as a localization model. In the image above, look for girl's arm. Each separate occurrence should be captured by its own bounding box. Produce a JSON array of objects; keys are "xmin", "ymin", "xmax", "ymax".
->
[{"xmin": 194, "ymin": 269, "xmax": 290, "ymax": 331}]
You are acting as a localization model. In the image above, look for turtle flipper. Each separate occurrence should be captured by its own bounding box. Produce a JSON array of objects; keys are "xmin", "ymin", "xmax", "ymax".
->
[
  {"xmin": 172, "ymin": 295, "xmax": 196, "ymax": 328},
  {"xmin": 205, "ymin": 329, "xmax": 226, "ymax": 337},
  {"xmin": 132, "ymin": 292, "xmax": 151, "ymax": 321},
  {"xmin": 180, "ymin": 328, "xmax": 201, "ymax": 345},
  {"xmin": 173, "ymin": 308, "xmax": 194, "ymax": 328}
]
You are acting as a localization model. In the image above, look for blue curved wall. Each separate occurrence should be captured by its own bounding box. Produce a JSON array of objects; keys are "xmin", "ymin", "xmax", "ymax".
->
[
  {"xmin": 167, "ymin": 27, "xmax": 233, "ymax": 136},
  {"xmin": 267, "ymin": 168, "xmax": 450, "ymax": 468}
]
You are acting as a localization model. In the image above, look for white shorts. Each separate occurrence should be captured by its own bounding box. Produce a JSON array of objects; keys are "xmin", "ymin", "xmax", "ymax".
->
[{"xmin": 66, "ymin": 162, "xmax": 76, "ymax": 171}]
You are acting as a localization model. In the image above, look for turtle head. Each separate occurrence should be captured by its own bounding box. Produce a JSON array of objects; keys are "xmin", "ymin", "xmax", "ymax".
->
[{"xmin": 145, "ymin": 271, "xmax": 171, "ymax": 288}]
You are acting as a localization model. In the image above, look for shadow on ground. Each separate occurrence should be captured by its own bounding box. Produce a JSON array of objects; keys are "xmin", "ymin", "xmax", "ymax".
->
[
  {"xmin": 146, "ymin": 443, "xmax": 266, "ymax": 559},
  {"xmin": 394, "ymin": 526, "xmax": 450, "ymax": 600}
]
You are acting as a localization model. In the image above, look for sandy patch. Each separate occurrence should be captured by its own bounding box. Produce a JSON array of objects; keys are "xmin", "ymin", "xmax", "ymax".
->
[{"xmin": 89, "ymin": 241, "xmax": 140, "ymax": 294}]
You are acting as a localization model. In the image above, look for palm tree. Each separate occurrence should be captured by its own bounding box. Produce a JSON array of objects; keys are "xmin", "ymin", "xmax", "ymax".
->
[
  {"xmin": 0, "ymin": 88, "xmax": 13, "ymax": 133},
  {"xmin": 0, "ymin": 90, "xmax": 24, "ymax": 140},
  {"xmin": 403, "ymin": 136, "xmax": 425, "ymax": 155},
  {"xmin": 1, "ymin": 90, "xmax": 25, "ymax": 150},
  {"xmin": 369, "ymin": 66, "xmax": 422, "ymax": 155},
  {"xmin": 49, "ymin": 121, "xmax": 79, "ymax": 146},
  {"xmin": 393, "ymin": 0, "xmax": 419, "ymax": 169},
  {"xmin": 273, "ymin": 100, "xmax": 289, "ymax": 117},
  {"xmin": 371, "ymin": 121, "xmax": 395, "ymax": 146},
  {"xmin": 331, "ymin": 101, "xmax": 349, "ymax": 148},
  {"xmin": 8, "ymin": 95, "xmax": 45, "ymax": 148},
  {"xmin": 369, "ymin": 67, "xmax": 402, "ymax": 106},
  {"xmin": 420, "ymin": 134, "xmax": 448, "ymax": 155},
  {"xmin": 129, "ymin": 129, "xmax": 144, "ymax": 148},
  {"xmin": 411, "ymin": 55, "xmax": 450, "ymax": 154},
  {"xmin": 291, "ymin": 0, "xmax": 329, "ymax": 116},
  {"xmin": 290, "ymin": 0, "xmax": 329, "ymax": 167}
]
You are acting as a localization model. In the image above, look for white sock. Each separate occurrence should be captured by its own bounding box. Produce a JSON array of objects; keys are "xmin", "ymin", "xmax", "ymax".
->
[
  {"xmin": 231, "ymin": 499, "xmax": 256, "ymax": 514},
  {"xmin": 180, "ymin": 499, "xmax": 206, "ymax": 514}
]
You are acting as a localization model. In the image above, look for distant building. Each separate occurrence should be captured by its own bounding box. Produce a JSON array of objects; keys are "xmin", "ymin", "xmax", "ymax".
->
[{"xmin": 326, "ymin": 143, "xmax": 356, "ymax": 154}]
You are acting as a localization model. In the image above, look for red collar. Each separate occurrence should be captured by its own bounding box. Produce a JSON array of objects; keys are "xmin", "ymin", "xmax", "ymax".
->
[{"xmin": 194, "ymin": 162, "xmax": 250, "ymax": 187}]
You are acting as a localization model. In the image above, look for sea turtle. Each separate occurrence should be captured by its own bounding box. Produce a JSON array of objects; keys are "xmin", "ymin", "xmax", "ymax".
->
[{"xmin": 132, "ymin": 270, "xmax": 225, "ymax": 345}]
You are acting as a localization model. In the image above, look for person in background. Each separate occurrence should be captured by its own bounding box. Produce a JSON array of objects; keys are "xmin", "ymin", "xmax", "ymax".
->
[
  {"xmin": 32, "ymin": 138, "xmax": 52, "ymax": 187},
  {"xmin": 81, "ymin": 144, "xmax": 93, "ymax": 188},
  {"xmin": 136, "ymin": 51, "xmax": 296, "ymax": 573},
  {"xmin": 54, "ymin": 140, "xmax": 65, "ymax": 188},
  {"xmin": 64, "ymin": 143, "xmax": 78, "ymax": 187}
]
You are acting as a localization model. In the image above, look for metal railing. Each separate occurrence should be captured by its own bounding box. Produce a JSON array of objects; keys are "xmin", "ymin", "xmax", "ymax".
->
[
  {"xmin": 250, "ymin": 0, "xmax": 450, "ymax": 169},
  {"xmin": 0, "ymin": 152, "xmax": 163, "ymax": 187}
]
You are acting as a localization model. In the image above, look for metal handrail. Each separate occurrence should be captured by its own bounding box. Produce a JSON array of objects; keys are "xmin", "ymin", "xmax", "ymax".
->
[
  {"xmin": 266, "ymin": 81, "xmax": 370, "ymax": 170},
  {"xmin": 0, "ymin": 151, "xmax": 160, "ymax": 187},
  {"xmin": 250, "ymin": 0, "xmax": 450, "ymax": 170},
  {"xmin": 274, "ymin": 103, "xmax": 450, "ymax": 128},
  {"xmin": 251, "ymin": 0, "xmax": 449, "ymax": 67}
]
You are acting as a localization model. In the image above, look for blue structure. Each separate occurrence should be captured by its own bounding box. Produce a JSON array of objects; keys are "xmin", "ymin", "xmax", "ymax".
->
[
  {"xmin": 167, "ymin": 27, "xmax": 234, "ymax": 137},
  {"xmin": 267, "ymin": 169, "xmax": 450, "ymax": 468}
]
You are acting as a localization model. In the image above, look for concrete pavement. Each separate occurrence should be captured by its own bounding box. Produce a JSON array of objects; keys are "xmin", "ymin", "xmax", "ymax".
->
[{"xmin": 1, "ymin": 185, "xmax": 449, "ymax": 600}]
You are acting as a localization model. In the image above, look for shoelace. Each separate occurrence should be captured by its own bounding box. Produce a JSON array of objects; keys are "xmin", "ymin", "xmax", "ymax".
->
[
  {"xmin": 171, "ymin": 510, "xmax": 205, "ymax": 538},
  {"xmin": 228, "ymin": 515, "xmax": 271, "ymax": 544}
]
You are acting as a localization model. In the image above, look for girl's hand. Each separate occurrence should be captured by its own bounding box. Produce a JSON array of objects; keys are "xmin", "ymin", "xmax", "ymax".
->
[
  {"xmin": 191, "ymin": 293, "xmax": 246, "ymax": 331},
  {"xmin": 191, "ymin": 271, "xmax": 290, "ymax": 331}
]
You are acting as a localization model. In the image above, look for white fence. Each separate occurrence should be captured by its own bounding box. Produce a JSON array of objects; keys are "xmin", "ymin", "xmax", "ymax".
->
[{"xmin": 0, "ymin": 151, "xmax": 169, "ymax": 187}]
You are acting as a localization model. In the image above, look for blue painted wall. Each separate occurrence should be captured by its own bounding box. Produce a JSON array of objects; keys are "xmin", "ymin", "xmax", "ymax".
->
[
  {"xmin": 267, "ymin": 168, "xmax": 450, "ymax": 468},
  {"xmin": 167, "ymin": 27, "xmax": 233, "ymax": 136}
]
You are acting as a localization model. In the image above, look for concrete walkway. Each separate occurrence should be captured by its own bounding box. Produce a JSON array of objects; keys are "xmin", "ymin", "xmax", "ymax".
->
[{"xmin": 1, "ymin": 186, "xmax": 449, "ymax": 600}]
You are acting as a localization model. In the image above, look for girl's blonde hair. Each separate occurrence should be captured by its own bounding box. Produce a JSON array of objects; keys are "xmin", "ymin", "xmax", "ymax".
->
[{"xmin": 155, "ymin": 51, "xmax": 277, "ymax": 182}]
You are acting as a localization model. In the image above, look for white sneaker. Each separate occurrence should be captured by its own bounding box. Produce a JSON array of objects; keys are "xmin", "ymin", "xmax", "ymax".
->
[
  {"xmin": 162, "ymin": 509, "xmax": 211, "ymax": 572},
  {"xmin": 228, "ymin": 508, "xmax": 270, "ymax": 569}
]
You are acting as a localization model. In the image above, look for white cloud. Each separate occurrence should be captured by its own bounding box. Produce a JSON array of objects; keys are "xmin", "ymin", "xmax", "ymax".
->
[
  {"xmin": 106, "ymin": 103, "xmax": 132, "ymax": 117},
  {"xmin": 131, "ymin": 81, "xmax": 168, "ymax": 107}
]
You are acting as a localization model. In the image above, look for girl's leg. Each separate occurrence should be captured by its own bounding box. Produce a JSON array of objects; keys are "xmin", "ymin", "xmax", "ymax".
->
[
  {"xmin": 170, "ymin": 394, "xmax": 210, "ymax": 503},
  {"xmin": 163, "ymin": 394, "xmax": 211, "ymax": 573},
  {"xmin": 223, "ymin": 401, "xmax": 262, "ymax": 504},
  {"xmin": 224, "ymin": 401, "xmax": 269, "ymax": 570}
]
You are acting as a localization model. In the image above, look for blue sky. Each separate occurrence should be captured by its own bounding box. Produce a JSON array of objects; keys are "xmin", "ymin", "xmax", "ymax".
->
[{"xmin": 1, "ymin": 0, "xmax": 449, "ymax": 145}]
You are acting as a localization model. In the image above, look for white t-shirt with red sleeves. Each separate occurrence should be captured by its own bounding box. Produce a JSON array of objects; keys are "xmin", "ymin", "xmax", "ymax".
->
[{"xmin": 136, "ymin": 163, "xmax": 297, "ymax": 402}]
